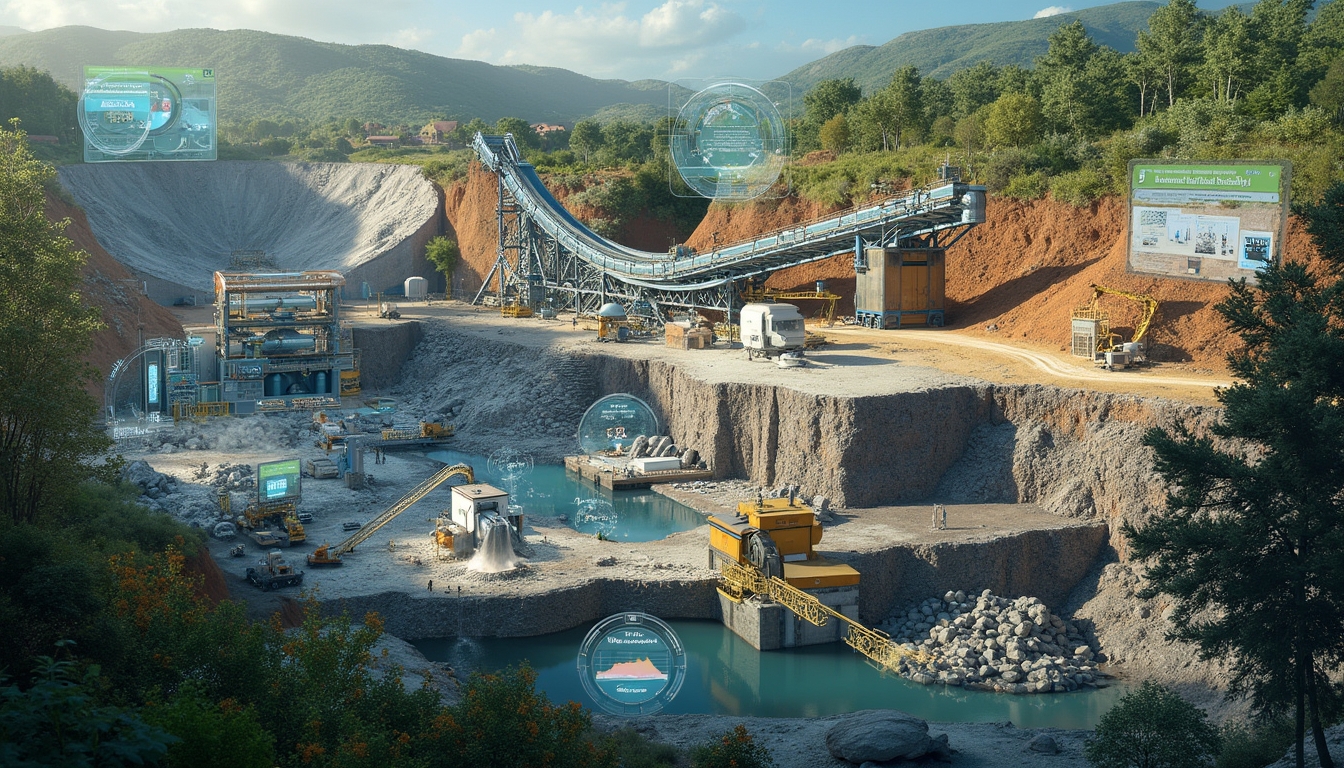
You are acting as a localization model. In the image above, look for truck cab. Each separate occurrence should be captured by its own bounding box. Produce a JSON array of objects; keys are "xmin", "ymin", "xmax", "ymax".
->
[{"xmin": 740, "ymin": 303, "xmax": 805, "ymax": 360}]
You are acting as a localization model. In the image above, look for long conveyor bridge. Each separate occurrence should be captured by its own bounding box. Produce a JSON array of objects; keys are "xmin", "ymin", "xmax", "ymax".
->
[{"xmin": 471, "ymin": 133, "xmax": 986, "ymax": 320}]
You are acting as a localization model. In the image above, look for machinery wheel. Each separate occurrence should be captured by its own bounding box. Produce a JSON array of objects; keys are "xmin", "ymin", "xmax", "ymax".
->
[{"xmin": 746, "ymin": 531, "xmax": 783, "ymax": 581}]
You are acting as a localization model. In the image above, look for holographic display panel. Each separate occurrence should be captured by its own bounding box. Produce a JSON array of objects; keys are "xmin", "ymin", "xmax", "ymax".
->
[
  {"xmin": 669, "ymin": 82, "xmax": 789, "ymax": 201},
  {"xmin": 576, "ymin": 394, "xmax": 659, "ymax": 455},
  {"xmin": 80, "ymin": 66, "xmax": 217, "ymax": 162}
]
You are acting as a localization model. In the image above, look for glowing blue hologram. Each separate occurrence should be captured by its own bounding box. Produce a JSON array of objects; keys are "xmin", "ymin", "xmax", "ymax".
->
[{"xmin": 670, "ymin": 82, "xmax": 789, "ymax": 201}]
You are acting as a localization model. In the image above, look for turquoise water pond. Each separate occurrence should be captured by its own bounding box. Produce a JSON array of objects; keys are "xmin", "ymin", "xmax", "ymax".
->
[
  {"xmin": 413, "ymin": 620, "xmax": 1125, "ymax": 729},
  {"xmin": 425, "ymin": 449, "xmax": 704, "ymax": 542}
]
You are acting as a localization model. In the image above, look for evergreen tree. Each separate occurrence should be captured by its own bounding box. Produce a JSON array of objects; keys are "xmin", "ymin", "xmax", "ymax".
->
[
  {"xmin": 1128, "ymin": 182, "xmax": 1344, "ymax": 768},
  {"xmin": 1243, "ymin": 0, "xmax": 1315, "ymax": 117},
  {"xmin": 1035, "ymin": 21, "xmax": 1132, "ymax": 136}
]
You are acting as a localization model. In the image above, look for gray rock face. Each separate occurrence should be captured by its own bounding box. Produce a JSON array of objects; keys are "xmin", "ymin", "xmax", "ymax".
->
[{"xmin": 825, "ymin": 710, "xmax": 951, "ymax": 764}]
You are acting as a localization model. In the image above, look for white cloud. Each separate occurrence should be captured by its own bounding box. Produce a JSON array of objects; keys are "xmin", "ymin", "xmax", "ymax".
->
[
  {"xmin": 389, "ymin": 26, "xmax": 434, "ymax": 49},
  {"xmin": 799, "ymin": 35, "xmax": 861, "ymax": 54},
  {"xmin": 1033, "ymin": 5, "xmax": 1072, "ymax": 18},
  {"xmin": 455, "ymin": 0, "xmax": 748, "ymax": 77}
]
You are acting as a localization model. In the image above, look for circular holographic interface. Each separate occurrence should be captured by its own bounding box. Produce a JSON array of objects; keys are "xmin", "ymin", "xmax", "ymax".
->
[
  {"xmin": 671, "ymin": 82, "xmax": 788, "ymax": 200},
  {"xmin": 577, "ymin": 612, "xmax": 686, "ymax": 715},
  {"xmin": 575, "ymin": 393, "xmax": 659, "ymax": 455},
  {"xmin": 78, "ymin": 73, "xmax": 182, "ymax": 156}
]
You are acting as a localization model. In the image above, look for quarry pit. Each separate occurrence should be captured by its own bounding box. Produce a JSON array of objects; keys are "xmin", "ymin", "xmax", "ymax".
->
[{"xmin": 67, "ymin": 158, "xmax": 1254, "ymax": 766}]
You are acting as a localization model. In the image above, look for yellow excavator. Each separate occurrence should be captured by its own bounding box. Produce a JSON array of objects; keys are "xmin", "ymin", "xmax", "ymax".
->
[
  {"xmin": 1072, "ymin": 284, "xmax": 1159, "ymax": 369},
  {"xmin": 307, "ymin": 463, "xmax": 474, "ymax": 566}
]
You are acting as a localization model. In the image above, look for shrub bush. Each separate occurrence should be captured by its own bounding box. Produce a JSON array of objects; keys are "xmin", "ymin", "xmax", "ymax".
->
[
  {"xmin": 609, "ymin": 727, "xmax": 680, "ymax": 768},
  {"xmin": 691, "ymin": 724, "xmax": 775, "ymax": 768},
  {"xmin": 1001, "ymin": 170, "xmax": 1050, "ymax": 200},
  {"xmin": 1215, "ymin": 719, "xmax": 1294, "ymax": 768},
  {"xmin": 1051, "ymin": 168, "xmax": 1109, "ymax": 206},
  {"xmin": 1085, "ymin": 681, "xmax": 1220, "ymax": 768}
]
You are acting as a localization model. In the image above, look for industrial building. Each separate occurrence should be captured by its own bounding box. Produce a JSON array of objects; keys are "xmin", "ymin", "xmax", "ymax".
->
[{"xmin": 213, "ymin": 271, "xmax": 356, "ymax": 414}]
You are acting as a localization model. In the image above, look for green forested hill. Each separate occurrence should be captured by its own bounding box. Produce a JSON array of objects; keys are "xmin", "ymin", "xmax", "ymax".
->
[
  {"xmin": 781, "ymin": 1, "xmax": 1161, "ymax": 93},
  {"xmin": 0, "ymin": 25, "xmax": 676, "ymax": 124}
]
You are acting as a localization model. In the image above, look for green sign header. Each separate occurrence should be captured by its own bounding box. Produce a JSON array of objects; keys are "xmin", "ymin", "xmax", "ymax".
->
[{"xmin": 1131, "ymin": 164, "xmax": 1284, "ymax": 194}]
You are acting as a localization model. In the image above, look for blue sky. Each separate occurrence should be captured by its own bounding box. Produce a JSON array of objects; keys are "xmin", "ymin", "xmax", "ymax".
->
[{"xmin": 2, "ymin": 0, "xmax": 1243, "ymax": 81}]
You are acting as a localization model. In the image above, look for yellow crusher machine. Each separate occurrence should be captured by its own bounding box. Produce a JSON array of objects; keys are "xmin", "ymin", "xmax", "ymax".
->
[{"xmin": 708, "ymin": 495, "xmax": 929, "ymax": 671}]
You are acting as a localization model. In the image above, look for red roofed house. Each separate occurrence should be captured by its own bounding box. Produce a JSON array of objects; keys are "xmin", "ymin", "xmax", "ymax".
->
[
  {"xmin": 419, "ymin": 120, "xmax": 459, "ymax": 144},
  {"xmin": 530, "ymin": 123, "xmax": 567, "ymax": 137}
]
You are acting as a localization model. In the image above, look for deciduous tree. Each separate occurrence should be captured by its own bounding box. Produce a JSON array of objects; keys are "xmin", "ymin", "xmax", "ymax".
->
[
  {"xmin": 1136, "ymin": 0, "xmax": 1204, "ymax": 109},
  {"xmin": 0, "ymin": 122, "xmax": 108, "ymax": 525}
]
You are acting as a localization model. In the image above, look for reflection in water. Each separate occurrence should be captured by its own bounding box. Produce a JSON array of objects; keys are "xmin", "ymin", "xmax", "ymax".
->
[
  {"xmin": 414, "ymin": 620, "xmax": 1126, "ymax": 728},
  {"xmin": 426, "ymin": 449, "xmax": 703, "ymax": 542}
]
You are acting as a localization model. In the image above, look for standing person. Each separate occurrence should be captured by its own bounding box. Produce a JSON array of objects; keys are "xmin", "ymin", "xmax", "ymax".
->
[
  {"xmin": 428, "ymin": 579, "xmax": 433, "ymax": 591},
  {"xmin": 940, "ymin": 504, "xmax": 948, "ymax": 530}
]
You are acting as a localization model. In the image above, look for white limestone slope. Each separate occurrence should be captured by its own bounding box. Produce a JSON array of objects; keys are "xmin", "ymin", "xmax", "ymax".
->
[{"xmin": 59, "ymin": 161, "xmax": 440, "ymax": 293}]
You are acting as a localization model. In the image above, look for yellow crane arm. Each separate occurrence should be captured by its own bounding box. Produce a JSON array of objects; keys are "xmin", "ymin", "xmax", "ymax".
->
[
  {"xmin": 333, "ymin": 463, "xmax": 474, "ymax": 556},
  {"xmin": 719, "ymin": 560, "xmax": 929, "ymax": 670},
  {"xmin": 1089, "ymin": 284, "xmax": 1159, "ymax": 346}
]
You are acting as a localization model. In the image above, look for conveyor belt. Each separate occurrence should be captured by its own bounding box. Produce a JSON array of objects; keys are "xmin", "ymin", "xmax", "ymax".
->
[{"xmin": 472, "ymin": 132, "xmax": 987, "ymax": 318}]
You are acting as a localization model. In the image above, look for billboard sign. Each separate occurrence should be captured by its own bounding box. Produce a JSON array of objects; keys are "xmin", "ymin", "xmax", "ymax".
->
[
  {"xmin": 257, "ymin": 459, "xmax": 302, "ymax": 503},
  {"xmin": 1128, "ymin": 161, "xmax": 1289, "ymax": 282},
  {"xmin": 79, "ymin": 66, "xmax": 217, "ymax": 162}
]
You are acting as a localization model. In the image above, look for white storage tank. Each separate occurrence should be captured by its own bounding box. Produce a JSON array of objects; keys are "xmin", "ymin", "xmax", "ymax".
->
[{"xmin": 404, "ymin": 276, "xmax": 428, "ymax": 300}]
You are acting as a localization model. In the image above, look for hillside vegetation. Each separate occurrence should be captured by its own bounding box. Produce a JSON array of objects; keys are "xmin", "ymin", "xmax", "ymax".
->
[
  {"xmin": 781, "ymin": 1, "xmax": 1162, "ymax": 93},
  {"xmin": 0, "ymin": 26, "xmax": 676, "ymax": 124}
]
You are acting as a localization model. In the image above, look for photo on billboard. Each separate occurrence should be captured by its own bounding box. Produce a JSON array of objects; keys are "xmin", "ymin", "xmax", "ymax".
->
[
  {"xmin": 79, "ymin": 66, "xmax": 217, "ymax": 162},
  {"xmin": 1127, "ymin": 161, "xmax": 1289, "ymax": 283},
  {"xmin": 257, "ymin": 459, "xmax": 302, "ymax": 503}
]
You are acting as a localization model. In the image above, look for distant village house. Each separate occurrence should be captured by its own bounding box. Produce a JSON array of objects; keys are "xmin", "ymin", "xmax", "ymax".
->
[
  {"xmin": 366, "ymin": 135, "xmax": 400, "ymax": 148},
  {"xmin": 530, "ymin": 123, "xmax": 567, "ymax": 137},
  {"xmin": 419, "ymin": 120, "xmax": 459, "ymax": 144}
]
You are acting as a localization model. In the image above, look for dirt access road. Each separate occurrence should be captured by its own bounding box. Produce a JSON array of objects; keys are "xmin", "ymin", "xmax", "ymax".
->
[{"xmin": 821, "ymin": 325, "xmax": 1229, "ymax": 405}]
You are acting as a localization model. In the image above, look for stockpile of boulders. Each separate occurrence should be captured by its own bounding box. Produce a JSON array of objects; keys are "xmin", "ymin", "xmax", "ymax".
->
[
  {"xmin": 122, "ymin": 460, "xmax": 181, "ymax": 500},
  {"xmin": 208, "ymin": 463, "xmax": 255, "ymax": 493},
  {"xmin": 626, "ymin": 434, "xmax": 705, "ymax": 470},
  {"xmin": 878, "ymin": 590, "xmax": 1109, "ymax": 694}
]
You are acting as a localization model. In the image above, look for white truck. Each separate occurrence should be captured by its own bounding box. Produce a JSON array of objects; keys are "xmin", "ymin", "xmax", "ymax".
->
[{"xmin": 740, "ymin": 303, "xmax": 806, "ymax": 364}]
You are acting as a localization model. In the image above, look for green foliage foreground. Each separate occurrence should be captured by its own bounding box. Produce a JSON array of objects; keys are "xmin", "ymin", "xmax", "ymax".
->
[{"xmin": 1085, "ymin": 681, "xmax": 1221, "ymax": 768}]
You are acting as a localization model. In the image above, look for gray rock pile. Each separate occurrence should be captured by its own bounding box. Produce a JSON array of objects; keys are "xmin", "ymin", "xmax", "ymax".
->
[
  {"xmin": 122, "ymin": 460, "xmax": 179, "ymax": 499},
  {"xmin": 877, "ymin": 590, "xmax": 1108, "ymax": 694},
  {"xmin": 209, "ymin": 463, "xmax": 255, "ymax": 493},
  {"xmin": 824, "ymin": 710, "xmax": 952, "ymax": 764}
]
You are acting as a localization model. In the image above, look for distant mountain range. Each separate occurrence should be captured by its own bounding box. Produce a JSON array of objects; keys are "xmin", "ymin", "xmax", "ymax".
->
[
  {"xmin": 0, "ymin": 2, "xmax": 1271, "ymax": 126},
  {"xmin": 780, "ymin": 1, "xmax": 1160, "ymax": 94},
  {"xmin": 0, "ymin": 26, "xmax": 679, "ymax": 125}
]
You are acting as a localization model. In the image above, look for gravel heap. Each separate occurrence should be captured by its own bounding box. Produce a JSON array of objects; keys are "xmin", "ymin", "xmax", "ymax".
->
[{"xmin": 878, "ymin": 590, "xmax": 1110, "ymax": 694}]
